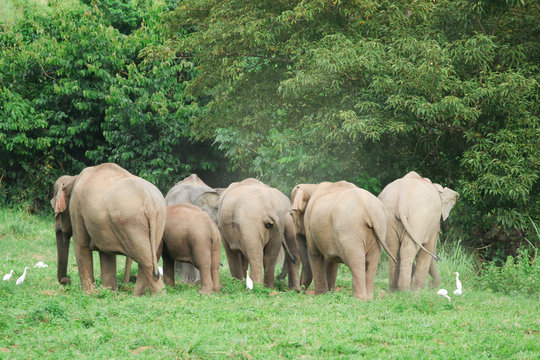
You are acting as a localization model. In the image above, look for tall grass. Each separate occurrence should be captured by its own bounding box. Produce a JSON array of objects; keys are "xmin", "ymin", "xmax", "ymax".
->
[{"xmin": 1, "ymin": 207, "xmax": 539, "ymax": 358}]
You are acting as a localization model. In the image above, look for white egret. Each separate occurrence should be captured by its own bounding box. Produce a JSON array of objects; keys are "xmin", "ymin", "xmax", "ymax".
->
[
  {"xmin": 158, "ymin": 266, "xmax": 163, "ymax": 276},
  {"xmin": 3, "ymin": 270, "xmax": 14, "ymax": 281},
  {"xmin": 34, "ymin": 261, "xmax": 48, "ymax": 268},
  {"xmin": 16, "ymin": 267, "xmax": 30, "ymax": 285},
  {"xmin": 437, "ymin": 288, "xmax": 451, "ymax": 301},
  {"xmin": 246, "ymin": 270, "xmax": 253, "ymax": 290},
  {"xmin": 453, "ymin": 272, "xmax": 462, "ymax": 295}
]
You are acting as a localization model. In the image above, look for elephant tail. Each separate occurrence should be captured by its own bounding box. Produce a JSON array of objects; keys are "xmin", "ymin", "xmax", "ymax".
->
[
  {"xmin": 372, "ymin": 220, "xmax": 397, "ymax": 264},
  {"xmin": 266, "ymin": 215, "xmax": 298, "ymax": 264},
  {"xmin": 146, "ymin": 209, "xmax": 161, "ymax": 280},
  {"xmin": 397, "ymin": 207, "xmax": 440, "ymax": 261}
]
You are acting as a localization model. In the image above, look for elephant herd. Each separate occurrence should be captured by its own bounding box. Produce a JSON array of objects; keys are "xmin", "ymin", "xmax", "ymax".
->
[{"xmin": 51, "ymin": 163, "xmax": 459, "ymax": 300}]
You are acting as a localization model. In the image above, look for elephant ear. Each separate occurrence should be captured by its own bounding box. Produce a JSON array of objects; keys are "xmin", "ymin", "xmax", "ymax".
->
[
  {"xmin": 54, "ymin": 187, "xmax": 68, "ymax": 214},
  {"xmin": 440, "ymin": 187, "xmax": 459, "ymax": 221},
  {"xmin": 194, "ymin": 191, "xmax": 220, "ymax": 222},
  {"xmin": 291, "ymin": 186, "xmax": 307, "ymax": 213}
]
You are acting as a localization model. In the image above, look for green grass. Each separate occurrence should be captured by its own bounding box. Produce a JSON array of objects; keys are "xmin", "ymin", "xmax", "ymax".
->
[{"xmin": 1, "ymin": 207, "xmax": 539, "ymax": 359}]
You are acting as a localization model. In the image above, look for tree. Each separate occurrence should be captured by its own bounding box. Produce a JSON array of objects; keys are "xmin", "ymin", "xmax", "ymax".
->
[
  {"xmin": 166, "ymin": 0, "xmax": 539, "ymax": 253},
  {"xmin": 0, "ymin": 0, "xmax": 226, "ymax": 209}
]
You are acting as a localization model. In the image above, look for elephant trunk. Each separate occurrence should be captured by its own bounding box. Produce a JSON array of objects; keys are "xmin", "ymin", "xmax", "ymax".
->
[
  {"xmin": 275, "ymin": 217, "xmax": 297, "ymax": 265},
  {"xmin": 55, "ymin": 218, "xmax": 71, "ymax": 285}
]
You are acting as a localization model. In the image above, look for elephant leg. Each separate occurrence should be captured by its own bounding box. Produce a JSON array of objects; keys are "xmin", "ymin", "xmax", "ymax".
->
[
  {"xmin": 241, "ymin": 255, "xmax": 249, "ymax": 278},
  {"xmin": 386, "ymin": 226, "xmax": 400, "ymax": 293},
  {"xmin": 397, "ymin": 239, "xmax": 416, "ymax": 291},
  {"xmin": 135, "ymin": 263, "xmax": 165, "ymax": 296},
  {"xmin": 161, "ymin": 243, "xmax": 175, "ymax": 287},
  {"xmin": 193, "ymin": 248, "xmax": 213, "ymax": 295},
  {"xmin": 348, "ymin": 252, "xmax": 368, "ymax": 300},
  {"xmin": 211, "ymin": 242, "xmax": 221, "ymax": 293},
  {"xmin": 286, "ymin": 254, "xmax": 300, "ymax": 292},
  {"xmin": 72, "ymin": 226, "xmax": 95, "ymax": 292},
  {"xmin": 245, "ymin": 244, "xmax": 264, "ymax": 285},
  {"xmin": 309, "ymin": 251, "xmax": 328, "ymax": 295},
  {"xmin": 412, "ymin": 232, "xmax": 438, "ymax": 290},
  {"xmin": 98, "ymin": 252, "xmax": 117, "ymax": 291},
  {"xmin": 365, "ymin": 246, "xmax": 382, "ymax": 300},
  {"xmin": 298, "ymin": 238, "xmax": 312, "ymax": 290},
  {"xmin": 262, "ymin": 240, "xmax": 281, "ymax": 289},
  {"xmin": 277, "ymin": 257, "xmax": 287, "ymax": 280},
  {"xmin": 123, "ymin": 257, "xmax": 133, "ymax": 284},
  {"xmin": 326, "ymin": 262, "xmax": 339, "ymax": 291},
  {"xmin": 428, "ymin": 258, "xmax": 440, "ymax": 288},
  {"xmin": 182, "ymin": 263, "xmax": 201, "ymax": 284},
  {"xmin": 223, "ymin": 239, "xmax": 244, "ymax": 279}
]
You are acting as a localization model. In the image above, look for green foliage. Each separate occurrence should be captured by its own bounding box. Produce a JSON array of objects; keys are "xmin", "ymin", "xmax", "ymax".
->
[
  {"xmin": 479, "ymin": 247, "xmax": 539, "ymax": 295},
  {"xmin": 0, "ymin": 0, "xmax": 225, "ymax": 209},
  {"xmin": 168, "ymin": 0, "xmax": 539, "ymax": 252}
]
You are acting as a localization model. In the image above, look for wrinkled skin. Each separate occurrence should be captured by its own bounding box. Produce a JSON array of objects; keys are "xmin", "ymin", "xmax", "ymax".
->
[
  {"xmin": 217, "ymin": 178, "xmax": 293, "ymax": 289},
  {"xmin": 378, "ymin": 171, "xmax": 459, "ymax": 292},
  {"xmin": 291, "ymin": 181, "xmax": 396, "ymax": 300},
  {"xmin": 161, "ymin": 204, "xmax": 221, "ymax": 294},
  {"xmin": 163, "ymin": 174, "xmax": 222, "ymax": 284},
  {"xmin": 51, "ymin": 163, "xmax": 166, "ymax": 296}
]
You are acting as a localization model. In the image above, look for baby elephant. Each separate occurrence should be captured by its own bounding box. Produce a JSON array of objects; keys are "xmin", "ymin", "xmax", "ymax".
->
[{"xmin": 161, "ymin": 204, "xmax": 221, "ymax": 294}]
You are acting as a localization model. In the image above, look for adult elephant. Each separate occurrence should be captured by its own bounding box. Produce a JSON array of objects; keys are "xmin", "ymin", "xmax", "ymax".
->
[
  {"xmin": 378, "ymin": 171, "xmax": 459, "ymax": 292},
  {"xmin": 163, "ymin": 174, "xmax": 222, "ymax": 284},
  {"xmin": 291, "ymin": 181, "xmax": 396, "ymax": 300},
  {"xmin": 51, "ymin": 163, "xmax": 166, "ymax": 296},
  {"xmin": 217, "ymin": 178, "xmax": 297, "ymax": 289}
]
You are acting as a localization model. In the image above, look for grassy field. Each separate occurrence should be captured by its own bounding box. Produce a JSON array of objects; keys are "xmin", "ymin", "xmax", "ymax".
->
[{"xmin": 0, "ymin": 207, "xmax": 538, "ymax": 359}]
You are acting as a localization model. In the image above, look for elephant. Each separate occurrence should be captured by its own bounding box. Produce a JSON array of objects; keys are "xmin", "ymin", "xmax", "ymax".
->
[
  {"xmin": 276, "ymin": 212, "xmax": 306, "ymax": 291},
  {"xmin": 50, "ymin": 163, "xmax": 166, "ymax": 296},
  {"xmin": 290, "ymin": 181, "xmax": 397, "ymax": 300},
  {"xmin": 217, "ymin": 178, "xmax": 297, "ymax": 289},
  {"xmin": 378, "ymin": 171, "xmax": 459, "ymax": 292},
  {"xmin": 161, "ymin": 204, "xmax": 221, "ymax": 294},
  {"xmin": 164, "ymin": 174, "xmax": 222, "ymax": 284}
]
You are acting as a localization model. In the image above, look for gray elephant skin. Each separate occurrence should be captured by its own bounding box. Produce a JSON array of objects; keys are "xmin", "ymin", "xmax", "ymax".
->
[
  {"xmin": 51, "ymin": 163, "xmax": 166, "ymax": 296},
  {"xmin": 161, "ymin": 204, "xmax": 221, "ymax": 294},
  {"xmin": 217, "ymin": 178, "xmax": 297, "ymax": 289},
  {"xmin": 378, "ymin": 171, "xmax": 459, "ymax": 292},
  {"xmin": 291, "ymin": 181, "xmax": 396, "ymax": 300},
  {"xmin": 164, "ymin": 174, "xmax": 222, "ymax": 283}
]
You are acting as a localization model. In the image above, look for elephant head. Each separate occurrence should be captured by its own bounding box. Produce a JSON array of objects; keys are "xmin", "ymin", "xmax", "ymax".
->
[
  {"xmin": 193, "ymin": 189, "xmax": 224, "ymax": 224},
  {"xmin": 50, "ymin": 175, "xmax": 77, "ymax": 285},
  {"xmin": 403, "ymin": 171, "xmax": 459, "ymax": 221},
  {"xmin": 290, "ymin": 183, "xmax": 319, "ymax": 236}
]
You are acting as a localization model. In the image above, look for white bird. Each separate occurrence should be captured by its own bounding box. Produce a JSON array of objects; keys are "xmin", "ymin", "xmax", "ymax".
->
[
  {"xmin": 246, "ymin": 270, "xmax": 253, "ymax": 290},
  {"xmin": 158, "ymin": 266, "xmax": 163, "ymax": 276},
  {"xmin": 3, "ymin": 270, "xmax": 14, "ymax": 281},
  {"xmin": 34, "ymin": 261, "xmax": 48, "ymax": 268},
  {"xmin": 453, "ymin": 272, "xmax": 462, "ymax": 295},
  {"xmin": 15, "ymin": 267, "xmax": 30, "ymax": 285},
  {"xmin": 437, "ymin": 288, "xmax": 451, "ymax": 301}
]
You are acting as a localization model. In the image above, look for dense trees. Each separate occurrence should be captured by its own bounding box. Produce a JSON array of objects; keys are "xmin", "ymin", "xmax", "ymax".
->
[
  {"xmin": 0, "ymin": 0, "xmax": 226, "ymax": 208},
  {"xmin": 165, "ymin": 0, "xmax": 539, "ymax": 256},
  {"xmin": 1, "ymin": 0, "xmax": 538, "ymax": 256}
]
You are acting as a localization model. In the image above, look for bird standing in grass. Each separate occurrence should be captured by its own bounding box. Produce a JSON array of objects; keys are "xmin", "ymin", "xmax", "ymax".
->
[
  {"xmin": 16, "ymin": 267, "xmax": 30, "ymax": 285},
  {"xmin": 3, "ymin": 270, "xmax": 14, "ymax": 281},
  {"xmin": 437, "ymin": 288, "xmax": 451, "ymax": 301},
  {"xmin": 246, "ymin": 270, "xmax": 253, "ymax": 290},
  {"xmin": 34, "ymin": 261, "xmax": 48, "ymax": 268},
  {"xmin": 453, "ymin": 272, "xmax": 462, "ymax": 295}
]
